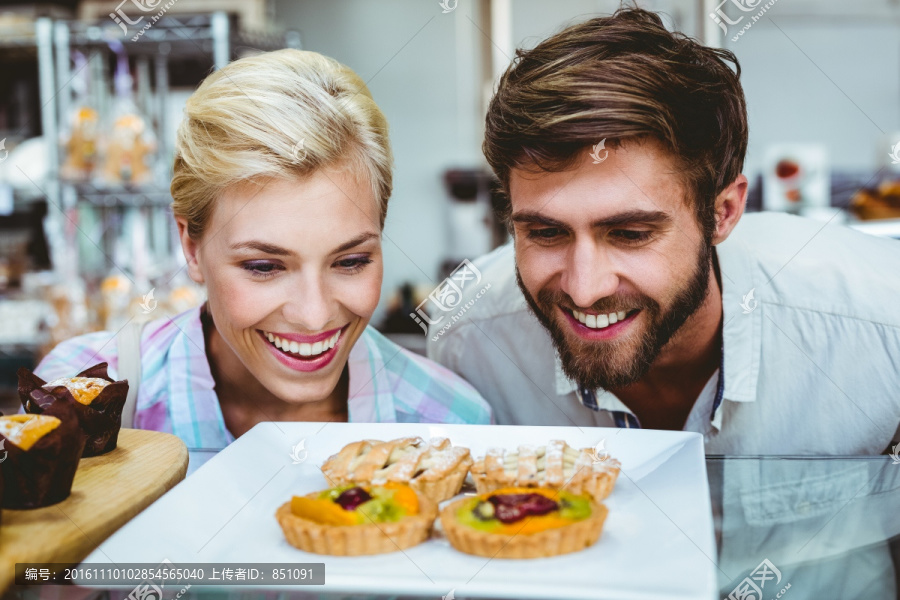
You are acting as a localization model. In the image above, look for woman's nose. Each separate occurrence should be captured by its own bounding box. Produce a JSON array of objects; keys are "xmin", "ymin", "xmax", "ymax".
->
[{"xmin": 281, "ymin": 274, "xmax": 333, "ymax": 332}]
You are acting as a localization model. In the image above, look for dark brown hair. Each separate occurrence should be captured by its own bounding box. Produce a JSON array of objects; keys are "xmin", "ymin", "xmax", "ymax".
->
[{"xmin": 483, "ymin": 7, "xmax": 748, "ymax": 241}]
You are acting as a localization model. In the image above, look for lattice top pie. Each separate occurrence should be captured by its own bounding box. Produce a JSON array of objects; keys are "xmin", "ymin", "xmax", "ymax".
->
[
  {"xmin": 321, "ymin": 437, "xmax": 473, "ymax": 502},
  {"xmin": 470, "ymin": 440, "xmax": 620, "ymax": 500}
]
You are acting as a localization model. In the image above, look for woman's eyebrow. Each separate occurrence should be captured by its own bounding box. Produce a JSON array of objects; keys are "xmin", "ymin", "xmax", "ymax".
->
[
  {"xmin": 229, "ymin": 233, "xmax": 380, "ymax": 256},
  {"xmin": 332, "ymin": 232, "xmax": 380, "ymax": 253},
  {"xmin": 229, "ymin": 241, "xmax": 293, "ymax": 256}
]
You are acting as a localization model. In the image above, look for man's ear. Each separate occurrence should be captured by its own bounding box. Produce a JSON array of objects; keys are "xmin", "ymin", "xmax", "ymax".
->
[
  {"xmin": 711, "ymin": 174, "xmax": 748, "ymax": 245},
  {"xmin": 175, "ymin": 217, "xmax": 205, "ymax": 284}
]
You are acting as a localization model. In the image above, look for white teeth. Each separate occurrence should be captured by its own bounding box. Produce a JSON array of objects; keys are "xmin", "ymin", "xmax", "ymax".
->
[
  {"xmin": 571, "ymin": 309, "xmax": 633, "ymax": 330},
  {"xmin": 263, "ymin": 329, "xmax": 343, "ymax": 357}
]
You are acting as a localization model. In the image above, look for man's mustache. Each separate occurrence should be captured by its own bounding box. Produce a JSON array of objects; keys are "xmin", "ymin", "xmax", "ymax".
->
[{"xmin": 535, "ymin": 288, "xmax": 653, "ymax": 315}]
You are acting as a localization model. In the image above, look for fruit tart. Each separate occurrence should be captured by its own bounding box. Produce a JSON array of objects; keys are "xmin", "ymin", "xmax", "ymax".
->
[
  {"xmin": 441, "ymin": 487, "xmax": 607, "ymax": 558},
  {"xmin": 470, "ymin": 440, "xmax": 620, "ymax": 500},
  {"xmin": 321, "ymin": 437, "xmax": 472, "ymax": 503},
  {"xmin": 276, "ymin": 482, "xmax": 437, "ymax": 555}
]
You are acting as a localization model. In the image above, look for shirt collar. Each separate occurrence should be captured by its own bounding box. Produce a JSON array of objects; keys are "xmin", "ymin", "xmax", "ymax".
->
[
  {"xmin": 169, "ymin": 304, "xmax": 233, "ymax": 447},
  {"xmin": 346, "ymin": 328, "xmax": 398, "ymax": 423},
  {"xmin": 717, "ymin": 231, "xmax": 763, "ymax": 404}
]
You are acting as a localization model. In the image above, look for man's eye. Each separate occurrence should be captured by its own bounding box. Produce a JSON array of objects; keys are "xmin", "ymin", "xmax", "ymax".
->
[
  {"xmin": 611, "ymin": 230, "xmax": 652, "ymax": 244},
  {"xmin": 527, "ymin": 228, "xmax": 563, "ymax": 240}
]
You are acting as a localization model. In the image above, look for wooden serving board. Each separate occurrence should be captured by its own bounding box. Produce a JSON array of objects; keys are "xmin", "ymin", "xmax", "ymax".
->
[{"xmin": 0, "ymin": 428, "xmax": 188, "ymax": 592}]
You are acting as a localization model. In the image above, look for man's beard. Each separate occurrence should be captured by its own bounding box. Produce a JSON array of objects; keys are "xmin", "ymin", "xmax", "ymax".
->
[{"xmin": 516, "ymin": 245, "xmax": 712, "ymax": 391}]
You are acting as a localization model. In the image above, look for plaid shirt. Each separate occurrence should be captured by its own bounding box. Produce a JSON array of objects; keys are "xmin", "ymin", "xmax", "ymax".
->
[{"xmin": 35, "ymin": 305, "xmax": 492, "ymax": 452}]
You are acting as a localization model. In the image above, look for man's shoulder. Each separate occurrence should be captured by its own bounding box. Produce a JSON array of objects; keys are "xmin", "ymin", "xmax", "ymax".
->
[
  {"xmin": 455, "ymin": 242, "xmax": 527, "ymax": 320},
  {"xmin": 722, "ymin": 212, "xmax": 900, "ymax": 325}
]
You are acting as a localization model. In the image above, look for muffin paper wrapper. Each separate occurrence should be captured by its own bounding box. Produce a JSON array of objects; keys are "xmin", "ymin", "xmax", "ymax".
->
[{"xmin": 1, "ymin": 399, "xmax": 86, "ymax": 509}]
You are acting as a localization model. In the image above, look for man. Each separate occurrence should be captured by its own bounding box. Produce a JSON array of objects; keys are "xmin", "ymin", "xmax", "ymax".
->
[{"xmin": 426, "ymin": 8, "xmax": 900, "ymax": 453}]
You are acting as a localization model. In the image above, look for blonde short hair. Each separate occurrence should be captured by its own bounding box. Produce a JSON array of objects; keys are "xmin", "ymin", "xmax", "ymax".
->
[{"xmin": 172, "ymin": 49, "xmax": 393, "ymax": 239}]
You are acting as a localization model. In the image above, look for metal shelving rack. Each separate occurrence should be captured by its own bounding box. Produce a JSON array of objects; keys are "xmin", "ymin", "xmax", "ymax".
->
[{"xmin": 27, "ymin": 11, "xmax": 299, "ymax": 278}]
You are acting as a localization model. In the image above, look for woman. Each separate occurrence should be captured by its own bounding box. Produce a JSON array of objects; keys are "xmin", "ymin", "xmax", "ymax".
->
[{"xmin": 35, "ymin": 49, "xmax": 492, "ymax": 457}]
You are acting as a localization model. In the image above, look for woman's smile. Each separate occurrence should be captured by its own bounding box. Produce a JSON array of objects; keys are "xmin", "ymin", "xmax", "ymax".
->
[
  {"xmin": 258, "ymin": 324, "xmax": 350, "ymax": 372},
  {"xmin": 258, "ymin": 323, "xmax": 348, "ymax": 370}
]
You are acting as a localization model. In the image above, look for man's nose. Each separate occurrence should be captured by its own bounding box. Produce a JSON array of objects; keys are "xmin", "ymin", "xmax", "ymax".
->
[{"xmin": 559, "ymin": 240, "xmax": 619, "ymax": 309}]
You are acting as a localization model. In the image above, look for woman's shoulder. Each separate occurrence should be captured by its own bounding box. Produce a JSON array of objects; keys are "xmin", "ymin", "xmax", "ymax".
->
[
  {"xmin": 34, "ymin": 329, "xmax": 124, "ymax": 382},
  {"xmin": 356, "ymin": 326, "xmax": 492, "ymax": 424},
  {"xmin": 34, "ymin": 306, "xmax": 203, "ymax": 382}
]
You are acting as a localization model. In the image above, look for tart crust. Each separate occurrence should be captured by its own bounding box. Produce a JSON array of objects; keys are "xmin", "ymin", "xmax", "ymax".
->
[
  {"xmin": 276, "ymin": 490, "xmax": 438, "ymax": 556},
  {"xmin": 471, "ymin": 440, "xmax": 620, "ymax": 500},
  {"xmin": 440, "ymin": 495, "xmax": 608, "ymax": 559}
]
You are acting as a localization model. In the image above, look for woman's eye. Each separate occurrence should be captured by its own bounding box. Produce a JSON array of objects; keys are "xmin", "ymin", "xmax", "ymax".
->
[
  {"xmin": 611, "ymin": 230, "xmax": 653, "ymax": 244},
  {"xmin": 241, "ymin": 261, "xmax": 283, "ymax": 279},
  {"xmin": 335, "ymin": 256, "xmax": 372, "ymax": 273}
]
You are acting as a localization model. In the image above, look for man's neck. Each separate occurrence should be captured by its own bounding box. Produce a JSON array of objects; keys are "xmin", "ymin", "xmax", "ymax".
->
[{"xmin": 607, "ymin": 255, "xmax": 724, "ymax": 430}]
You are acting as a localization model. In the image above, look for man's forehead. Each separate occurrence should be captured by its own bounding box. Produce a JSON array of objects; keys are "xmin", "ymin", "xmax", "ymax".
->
[{"xmin": 508, "ymin": 141, "xmax": 684, "ymax": 212}]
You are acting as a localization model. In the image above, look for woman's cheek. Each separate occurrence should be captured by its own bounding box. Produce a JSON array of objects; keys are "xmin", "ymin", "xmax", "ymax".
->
[
  {"xmin": 210, "ymin": 268, "xmax": 270, "ymax": 331},
  {"xmin": 342, "ymin": 262, "xmax": 382, "ymax": 320}
]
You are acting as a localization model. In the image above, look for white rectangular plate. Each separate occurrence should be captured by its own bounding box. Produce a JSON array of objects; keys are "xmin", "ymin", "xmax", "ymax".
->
[{"xmin": 82, "ymin": 423, "xmax": 717, "ymax": 599}]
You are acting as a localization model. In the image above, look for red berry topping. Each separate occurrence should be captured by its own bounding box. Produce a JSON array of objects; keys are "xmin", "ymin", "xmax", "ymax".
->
[
  {"xmin": 335, "ymin": 487, "xmax": 372, "ymax": 511},
  {"xmin": 488, "ymin": 493, "xmax": 559, "ymax": 523}
]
